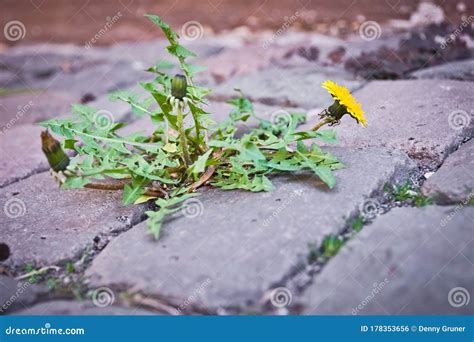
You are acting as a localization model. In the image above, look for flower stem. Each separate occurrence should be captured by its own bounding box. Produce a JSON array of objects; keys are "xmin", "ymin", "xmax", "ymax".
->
[
  {"xmin": 176, "ymin": 105, "xmax": 192, "ymax": 166},
  {"xmin": 311, "ymin": 117, "xmax": 333, "ymax": 131}
]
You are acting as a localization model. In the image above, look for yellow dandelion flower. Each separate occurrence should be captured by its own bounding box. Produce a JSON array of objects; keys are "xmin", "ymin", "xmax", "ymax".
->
[{"xmin": 321, "ymin": 80, "xmax": 367, "ymax": 127}]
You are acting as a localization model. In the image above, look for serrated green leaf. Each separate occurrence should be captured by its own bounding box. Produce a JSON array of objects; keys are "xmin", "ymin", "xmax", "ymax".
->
[
  {"xmin": 192, "ymin": 149, "xmax": 212, "ymax": 174},
  {"xmin": 239, "ymin": 142, "xmax": 266, "ymax": 161}
]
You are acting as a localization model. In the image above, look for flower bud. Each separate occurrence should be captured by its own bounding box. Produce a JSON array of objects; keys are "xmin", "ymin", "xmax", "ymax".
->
[
  {"xmin": 171, "ymin": 74, "xmax": 187, "ymax": 100},
  {"xmin": 41, "ymin": 131, "xmax": 70, "ymax": 172}
]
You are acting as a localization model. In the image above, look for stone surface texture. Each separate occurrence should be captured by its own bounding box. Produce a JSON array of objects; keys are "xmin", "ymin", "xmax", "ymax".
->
[
  {"xmin": 300, "ymin": 80, "xmax": 474, "ymax": 166},
  {"xmin": 210, "ymin": 66, "xmax": 363, "ymax": 109},
  {"xmin": 422, "ymin": 139, "xmax": 474, "ymax": 204},
  {"xmin": 86, "ymin": 148, "xmax": 415, "ymax": 309},
  {"xmin": 0, "ymin": 173, "xmax": 146, "ymax": 267},
  {"xmin": 302, "ymin": 206, "xmax": 474, "ymax": 315},
  {"xmin": 0, "ymin": 125, "xmax": 48, "ymax": 188},
  {"xmin": 0, "ymin": 29, "xmax": 473, "ymax": 315},
  {"xmin": 0, "ymin": 276, "xmax": 47, "ymax": 313},
  {"xmin": 409, "ymin": 60, "xmax": 474, "ymax": 81},
  {"xmin": 0, "ymin": 91, "xmax": 76, "ymax": 127}
]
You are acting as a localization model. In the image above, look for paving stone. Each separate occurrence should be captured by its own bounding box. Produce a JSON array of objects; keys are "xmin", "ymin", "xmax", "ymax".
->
[
  {"xmin": 198, "ymin": 44, "xmax": 301, "ymax": 83},
  {"xmin": 13, "ymin": 300, "xmax": 156, "ymax": 315},
  {"xmin": 86, "ymin": 147, "xmax": 415, "ymax": 310},
  {"xmin": 1, "ymin": 276, "xmax": 46, "ymax": 314},
  {"xmin": 301, "ymin": 206, "xmax": 474, "ymax": 315},
  {"xmin": 209, "ymin": 66, "xmax": 363, "ymax": 109},
  {"xmin": 43, "ymin": 60, "xmax": 151, "ymax": 99},
  {"xmin": 206, "ymin": 101, "xmax": 306, "ymax": 125},
  {"xmin": 0, "ymin": 125, "xmax": 48, "ymax": 188},
  {"xmin": 300, "ymin": 80, "xmax": 474, "ymax": 167},
  {"xmin": 102, "ymin": 38, "xmax": 226, "ymax": 67},
  {"xmin": 0, "ymin": 50, "xmax": 151, "ymax": 100},
  {"xmin": 0, "ymin": 52, "xmax": 102, "ymax": 89},
  {"xmin": 0, "ymin": 172, "xmax": 146, "ymax": 267},
  {"xmin": 422, "ymin": 140, "xmax": 474, "ymax": 204},
  {"xmin": 410, "ymin": 60, "xmax": 474, "ymax": 82},
  {"xmin": 0, "ymin": 91, "xmax": 76, "ymax": 127}
]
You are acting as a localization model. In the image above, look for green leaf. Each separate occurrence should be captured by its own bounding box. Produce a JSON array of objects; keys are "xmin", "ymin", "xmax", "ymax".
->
[
  {"xmin": 62, "ymin": 176, "xmax": 89, "ymax": 189},
  {"xmin": 167, "ymin": 45, "xmax": 197, "ymax": 58},
  {"xmin": 122, "ymin": 176, "xmax": 147, "ymax": 205},
  {"xmin": 145, "ymin": 14, "xmax": 178, "ymax": 44},
  {"xmin": 309, "ymin": 165, "xmax": 336, "ymax": 189},
  {"xmin": 239, "ymin": 142, "xmax": 266, "ymax": 161},
  {"xmin": 163, "ymin": 143, "xmax": 177, "ymax": 153},
  {"xmin": 192, "ymin": 149, "xmax": 213, "ymax": 174}
]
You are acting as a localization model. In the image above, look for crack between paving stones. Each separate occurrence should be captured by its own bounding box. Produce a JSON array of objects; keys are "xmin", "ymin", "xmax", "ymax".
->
[
  {"xmin": 0, "ymin": 166, "xmax": 50, "ymax": 190},
  {"xmin": 5, "ymin": 134, "xmax": 470, "ymax": 315},
  {"xmin": 268, "ymin": 138, "xmax": 473, "ymax": 314}
]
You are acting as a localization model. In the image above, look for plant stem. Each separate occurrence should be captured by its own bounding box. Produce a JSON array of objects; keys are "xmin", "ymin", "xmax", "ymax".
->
[
  {"xmin": 84, "ymin": 182, "xmax": 165, "ymax": 197},
  {"xmin": 311, "ymin": 117, "xmax": 333, "ymax": 131},
  {"xmin": 15, "ymin": 266, "xmax": 60, "ymax": 281},
  {"xmin": 176, "ymin": 105, "xmax": 192, "ymax": 166}
]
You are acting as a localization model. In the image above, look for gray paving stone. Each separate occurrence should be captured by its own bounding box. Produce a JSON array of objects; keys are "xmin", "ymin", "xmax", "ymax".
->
[
  {"xmin": 198, "ymin": 44, "xmax": 301, "ymax": 83},
  {"xmin": 206, "ymin": 101, "xmax": 306, "ymax": 126},
  {"xmin": 301, "ymin": 206, "xmax": 474, "ymax": 315},
  {"xmin": 0, "ymin": 125, "xmax": 48, "ymax": 188},
  {"xmin": 102, "ymin": 38, "xmax": 226, "ymax": 67},
  {"xmin": 0, "ymin": 49, "xmax": 151, "ymax": 100},
  {"xmin": 422, "ymin": 140, "xmax": 474, "ymax": 204},
  {"xmin": 1, "ymin": 276, "xmax": 46, "ymax": 314},
  {"xmin": 13, "ymin": 300, "xmax": 156, "ymax": 315},
  {"xmin": 300, "ymin": 80, "xmax": 474, "ymax": 166},
  {"xmin": 209, "ymin": 66, "xmax": 363, "ymax": 109},
  {"xmin": 0, "ymin": 52, "xmax": 101, "ymax": 89},
  {"xmin": 0, "ymin": 91, "xmax": 76, "ymax": 127},
  {"xmin": 410, "ymin": 60, "xmax": 474, "ymax": 82},
  {"xmin": 0, "ymin": 172, "xmax": 146, "ymax": 267},
  {"xmin": 86, "ymin": 147, "xmax": 415, "ymax": 310},
  {"xmin": 43, "ymin": 60, "xmax": 151, "ymax": 99},
  {"xmin": 0, "ymin": 88, "xmax": 135, "ymax": 133}
]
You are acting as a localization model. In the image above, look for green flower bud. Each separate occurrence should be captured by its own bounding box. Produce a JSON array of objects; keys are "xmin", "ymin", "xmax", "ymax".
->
[
  {"xmin": 171, "ymin": 74, "xmax": 187, "ymax": 100},
  {"xmin": 41, "ymin": 131, "xmax": 70, "ymax": 172}
]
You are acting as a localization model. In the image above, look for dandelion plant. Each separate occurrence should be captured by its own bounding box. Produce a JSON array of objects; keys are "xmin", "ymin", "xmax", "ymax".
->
[{"xmin": 40, "ymin": 15, "xmax": 366, "ymax": 239}]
